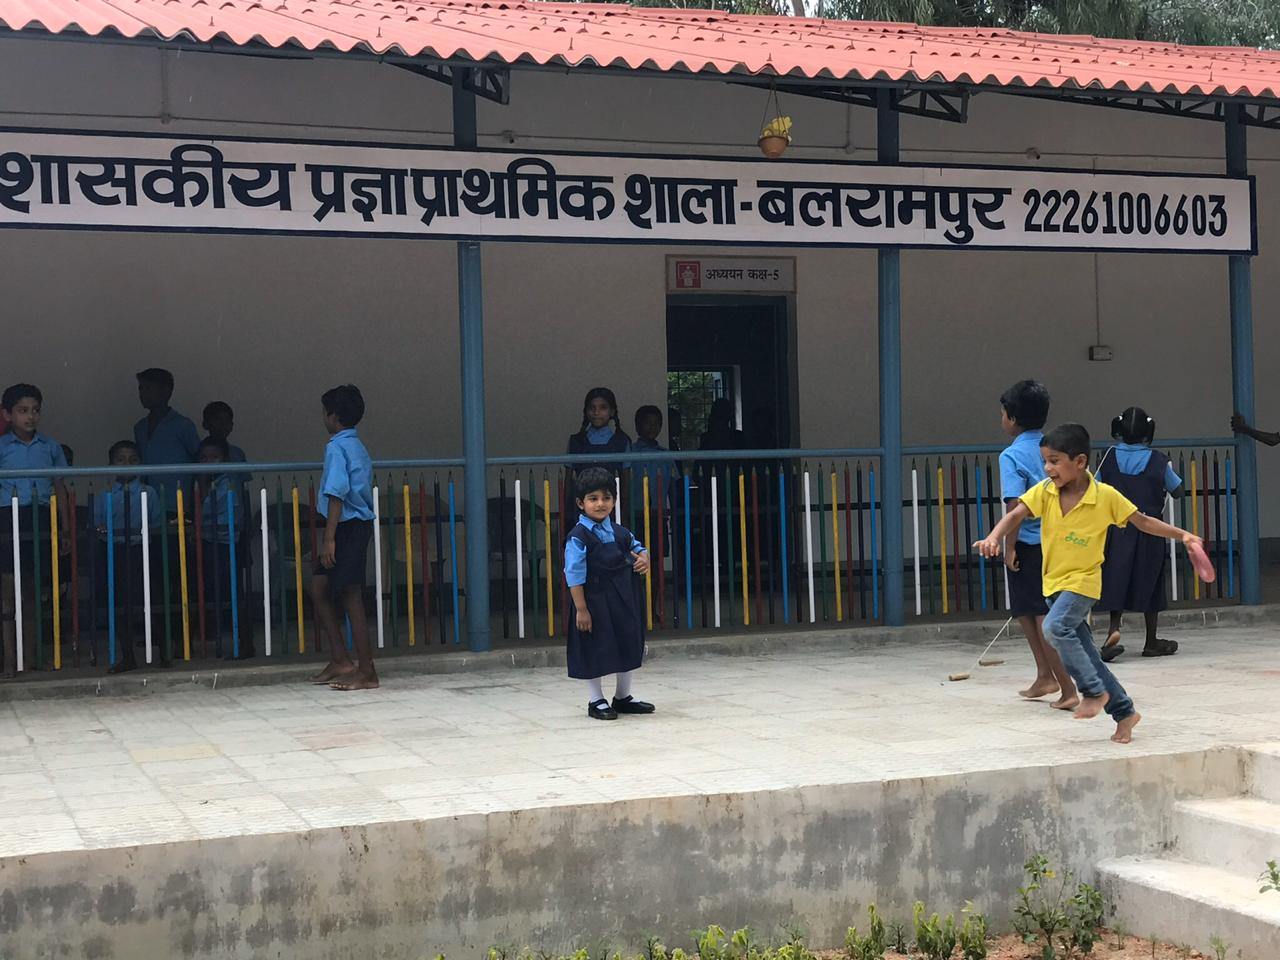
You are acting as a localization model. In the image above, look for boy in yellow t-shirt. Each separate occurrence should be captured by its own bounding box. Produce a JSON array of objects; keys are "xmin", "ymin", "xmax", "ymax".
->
[{"xmin": 975, "ymin": 424, "xmax": 1200, "ymax": 743}]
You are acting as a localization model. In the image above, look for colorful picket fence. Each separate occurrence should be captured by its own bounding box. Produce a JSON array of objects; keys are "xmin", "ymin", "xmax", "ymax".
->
[
  {"xmin": 0, "ymin": 471, "xmax": 464, "ymax": 672},
  {"xmin": 0, "ymin": 446, "xmax": 1239, "ymax": 674}
]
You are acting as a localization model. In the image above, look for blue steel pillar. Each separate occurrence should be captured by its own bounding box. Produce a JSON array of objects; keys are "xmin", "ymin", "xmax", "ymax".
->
[
  {"xmin": 453, "ymin": 69, "xmax": 492, "ymax": 650},
  {"xmin": 877, "ymin": 89, "xmax": 905, "ymax": 626},
  {"xmin": 1227, "ymin": 105, "xmax": 1261, "ymax": 605}
]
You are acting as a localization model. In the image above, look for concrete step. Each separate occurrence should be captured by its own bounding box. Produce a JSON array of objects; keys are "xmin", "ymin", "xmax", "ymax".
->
[
  {"xmin": 1098, "ymin": 857, "xmax": 1280, "ymax": 960},
  {"xmin": 1174, "ymin": 797, "xmax": 1280, "ymax": 877},
  {"xmin": 1246, "ymin": 744, "xmax": 1280, "ymax": 802}
]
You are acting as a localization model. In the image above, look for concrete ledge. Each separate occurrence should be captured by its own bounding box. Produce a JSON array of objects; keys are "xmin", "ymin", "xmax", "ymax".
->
[
  {"xmin": 0, "ymin": 747, "xmax": 1246, "ymax": 959},
  {"xmin": 0, "ymin": 601, "xmax": 1271, "ymax": 703}
]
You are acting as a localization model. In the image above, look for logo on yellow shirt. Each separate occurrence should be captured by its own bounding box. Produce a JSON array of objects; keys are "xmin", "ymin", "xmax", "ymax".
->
[{"xmin": 1065, "ymin": 531, "xmax": 1091, "ymax": 547}]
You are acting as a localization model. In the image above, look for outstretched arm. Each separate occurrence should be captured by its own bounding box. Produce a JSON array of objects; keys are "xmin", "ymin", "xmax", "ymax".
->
[
  {"xmin": 975, "ymin": 502, "xmax": 1031, "ymax": 557},
  {"xmin": 1232, "ymin": 414, "xmax": 1280, "ymax": 446},
  {"xmin": 1129, "ymin": 511, "xmax": 1201, "ymax": 547}
]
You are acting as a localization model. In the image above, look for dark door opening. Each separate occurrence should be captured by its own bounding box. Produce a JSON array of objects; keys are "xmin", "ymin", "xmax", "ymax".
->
[{"xmin": 666, "ymin": 296, "xmax": 791, "ymax": 452}]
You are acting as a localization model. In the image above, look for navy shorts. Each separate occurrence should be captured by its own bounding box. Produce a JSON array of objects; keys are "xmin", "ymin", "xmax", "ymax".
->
[
  {"xmin": 1007, "ymin": 541, "xmax": 1049, "ymax": 617},
  {"xmin": 314, "ymin": 519, "xmax": 373, "ymax": 592}
]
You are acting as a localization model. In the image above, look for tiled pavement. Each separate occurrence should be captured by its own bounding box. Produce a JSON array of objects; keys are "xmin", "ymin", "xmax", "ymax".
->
[{"xmin": 0, "ymin": 621, "xmax": 1277, "ymax": 859}]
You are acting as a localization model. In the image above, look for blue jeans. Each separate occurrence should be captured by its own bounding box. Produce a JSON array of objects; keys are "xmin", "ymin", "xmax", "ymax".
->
[{"xmin": 1043, "ymin": 591, "xmax": 1135, "ymax": 720}]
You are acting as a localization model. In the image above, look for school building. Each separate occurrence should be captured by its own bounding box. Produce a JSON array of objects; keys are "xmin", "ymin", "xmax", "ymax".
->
[{"xmin": 0, "ymin": 2, "xmax": 1276, "ymax": 660}]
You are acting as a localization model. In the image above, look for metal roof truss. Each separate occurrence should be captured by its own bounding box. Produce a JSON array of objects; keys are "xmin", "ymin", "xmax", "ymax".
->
[
  {"xmin": 738, "ymin": 80, "xmax": 969, "ymax": 123},
  {"xmin": 394, "ymin": 61, "xmax": 510, "ymax": 105}
]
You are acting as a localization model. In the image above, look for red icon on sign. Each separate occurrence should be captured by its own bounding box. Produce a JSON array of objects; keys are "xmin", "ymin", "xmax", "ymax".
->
[{"xmin": 675, "ymin": 260, "xmax": 702, "ymax": 289}]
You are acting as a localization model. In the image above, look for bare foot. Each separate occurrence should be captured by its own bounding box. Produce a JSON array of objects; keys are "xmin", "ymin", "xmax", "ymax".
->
[
  {"xmin": 1103, "ymin": 629, "xmax": 1122, "ymax": 649},
  {"xmin": 1019, "ymin": 679, "xmax": 1059, "ymax": 700},
  {"xmin": 1111, "ymin": 712, "xmax": 1142, "ymax": 743},
  {"xmin": 330, "ymin": 673, "xmax": 379, "ymax": 691},
  {"xmin": 1051, "ymin": 694, "xmax": 1081, "ymax": 711},
  {"xmin": 310, "ymin": 663, "xmax": 356, "ymax": 684},
  {"xmin": 1073, "ymin": 692, "xmax": 1110, "ymax": 719}
]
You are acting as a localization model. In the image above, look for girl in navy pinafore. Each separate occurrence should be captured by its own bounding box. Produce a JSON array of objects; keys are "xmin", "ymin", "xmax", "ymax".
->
[
  {"xmin": 564, "ymin": 466, "xmax": 654, "ymax": 721},
  {"xmin": 1096, "ymin": 407, "xmax": 1185, "ymax": 660},
  {"xmin": 568, "ymin": 389, "xmax": 632, "ymax": 478}
]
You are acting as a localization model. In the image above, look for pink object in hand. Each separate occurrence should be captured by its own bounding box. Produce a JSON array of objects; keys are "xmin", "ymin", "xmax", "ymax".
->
[{"xmin": 1187, "ymin": 540, "xmax": 1216, "ymax": 583}]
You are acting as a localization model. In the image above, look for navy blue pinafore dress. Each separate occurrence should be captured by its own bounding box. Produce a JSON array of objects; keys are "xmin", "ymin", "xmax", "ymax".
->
[
  {"xmin": 566, "ymin": 522, "xmax": 646, "ymax": 680},
  {"xmin": 1097, "ymin": 450, "xmax": 1171, "ymax": 613}
]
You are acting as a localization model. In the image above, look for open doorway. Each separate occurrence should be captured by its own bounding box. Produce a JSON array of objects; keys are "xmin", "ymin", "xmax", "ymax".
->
[{"xmin": 666, "ymin": 295, "xmax": 792, "ymax": 452}]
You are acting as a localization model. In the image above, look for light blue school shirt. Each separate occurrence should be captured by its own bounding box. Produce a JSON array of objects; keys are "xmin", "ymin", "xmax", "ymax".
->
[
  {"xmin": 0, "ymin": 432, "xmax": 67, "ymax": 507},
  {"xmin": 93, "ymin": 480, "xmax": 162, "ymax": 542},
  {"xmin": 1111, "ymin": 443, "xmax": 1182, "ymax": 492},
  {"xmin": 220, "ymin": 442, "xmax": 251, "ymax": 492},
  {"xmin": 134, "ymin": 409, "xmax": 200, "ymax": 511},
  {"xmin": 564, "ymin": 516, "xmax": 646, "ymax": 588},
  {"xmin": 317, "ymin": 429, "xmax": 375, "ymax": 522},
  {"xmin": 629, "ymin": 437, "xmax": 679, "ymax": 488},
  {"xmin": 998, "ymin": 430, "xmax": 1044, "ymax": 545},
  {"xmin": 200, "ymin": 475, "xmax": 245, "ymax": 544},
  {"xmin": 566, "ymin": 424, "xmax": 630, "ymax": 453}
]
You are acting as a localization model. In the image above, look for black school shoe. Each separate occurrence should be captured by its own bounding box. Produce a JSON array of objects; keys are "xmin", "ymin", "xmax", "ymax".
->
[
  {"xmin": 1101, "ymin": 643, "xmax": 1125, "ymax": 663},
  {"xmin": 611, "ymin": 695, "xmax": 656, "ymax": 715},
  {"xmin": 588, "ymin": 699, "xmax": 618, "ymax": 721},
  {"xmin": 1142, "ymin": 638, "xmax": 1179, "ymax": 657}
]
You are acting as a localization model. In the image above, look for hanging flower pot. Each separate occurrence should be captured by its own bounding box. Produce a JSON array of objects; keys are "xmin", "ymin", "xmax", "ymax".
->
[
  {"xmin": 757, "ymin": 85, "xmax": 792, "ymax": 159},
  {"xmin": 758, "ymin": 129, "xmax": 791, "ymax": 159}
]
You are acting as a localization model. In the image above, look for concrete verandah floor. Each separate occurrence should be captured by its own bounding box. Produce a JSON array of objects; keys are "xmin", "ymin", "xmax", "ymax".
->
[{"xmin": 0, "ymin": 615, "xmax": 1276, "ymax": 861}]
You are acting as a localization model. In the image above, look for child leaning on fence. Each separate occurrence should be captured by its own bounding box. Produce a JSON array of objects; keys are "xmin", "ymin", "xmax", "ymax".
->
[
  {"xmin": 308, "ymin": 384, "xmax": 378, "ymax": 691},
  {"xmin": 197, "ymin": 436, "xmax": 255, "ymax": 660},
  {"xmin": 92, "ymin": 440, "xmax": 164, "ymax": 674},
  {"xmin": 976, "ymin": 424, "xmax": 1199, "ymax": 744},
  {"xmin": 564, "ymin": 466, "xmax": 655, "ymax": 721},
  {"xmin": 0, "ymin": 384, "xmax": 71, "ymax": 677}
]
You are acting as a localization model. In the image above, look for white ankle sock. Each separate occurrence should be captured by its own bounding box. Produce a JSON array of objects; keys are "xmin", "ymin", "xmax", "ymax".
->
[
  {"xmin": 585, "ymin": 677, "xmax": 605, "ymax": 704},
  {"xmin": 614, "ymin": 670, "xmax": 633, "ymax": 701}
]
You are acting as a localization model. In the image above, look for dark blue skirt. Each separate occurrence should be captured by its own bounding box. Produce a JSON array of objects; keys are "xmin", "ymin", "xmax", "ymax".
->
[
  {"xmin": 1097, "ymin": 524, "xmax": 1168, "ymax": 613},
  {"xmin": 566, "ymin": 540, "xmax": 645, "ymax": 680}
]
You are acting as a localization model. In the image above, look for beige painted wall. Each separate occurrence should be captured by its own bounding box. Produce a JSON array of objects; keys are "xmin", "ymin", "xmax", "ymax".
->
[{"xmin": 0, "ymin": 35, "xmax": 1276, "ymax": 531}]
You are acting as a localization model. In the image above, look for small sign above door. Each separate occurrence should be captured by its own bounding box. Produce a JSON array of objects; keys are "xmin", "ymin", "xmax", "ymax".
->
[{"xmin": 667, "ymin": 256, "xmax": 795, "ymax": 294}]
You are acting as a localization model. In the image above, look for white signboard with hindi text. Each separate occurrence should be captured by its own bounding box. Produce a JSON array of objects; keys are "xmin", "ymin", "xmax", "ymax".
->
[
  {"xmin": 0, "ymin": 129, "xmax": 1257, "ymax": 253},
  {"xmin": 667, "ymin": 256, "xmax": 795, "ymax": 293}
]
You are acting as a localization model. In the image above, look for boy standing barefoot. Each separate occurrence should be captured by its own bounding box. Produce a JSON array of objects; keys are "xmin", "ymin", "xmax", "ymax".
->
[
  {"xmin": 308, "ymin": 385, "xmax": 378, "ymax": 691},
  {"xmin": 976, "ymin": 424, "xmax": 1200, "ymax": 744}
]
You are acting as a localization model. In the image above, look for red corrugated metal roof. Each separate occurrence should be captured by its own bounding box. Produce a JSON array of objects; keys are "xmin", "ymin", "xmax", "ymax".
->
[{"xmin": 4, "ymin": 0, "xmax": 1280, "ymax": 100}]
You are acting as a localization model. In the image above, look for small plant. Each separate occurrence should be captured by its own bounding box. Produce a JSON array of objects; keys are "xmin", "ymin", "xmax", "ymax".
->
[
  {"xmin": 1112, "ymin": 923, "xmax": 1128, "ymax": 951},
  {"xmin": 647, "ymin": 938, "xmax": 668, "ymax": 960},
  {"xmin": 958, "ymin": 902, "xmax": 988, "ymax": 960},
  {"xmin": 887, "ymin": 921, "xmax": 908, "ymax": 955},
  {"xmin": 1063, "ymin": 880, "xmax": 1105, "ymax": 956},
  {"xmin": 773, "ymin": 936, "xmax": 815, "ymax": 960},
  {"xmin": 1013, "ymin": 855, "xmax": 1108, "ymax": 959},
  {"xmin": 1149, "ymin": 933, "xmax": 1159, "ymax": 959},
  {"xmin": 694, "ymin": 927, "xmax": 729, "ymax": 960},
  {"xmin": 1259, "ymin": 860, "xmax": 1280, "ymax": 894},
  {"xmin": 845, "ymin": 905, "xmax": 887, "ymax": 960},
  {"xmin": 1208, "ymin": 934, "xmax": 1231, "ymax": 960},
  {"xmin": 781, "ymin": 924, "xmax": 807, "ymax": 948},
  {"xmin": 913, "ymin": 902, "xmax": 957, "ymax": 960},
  {"xmin": 1013, "ymin": 855, "xmax": 1069, "ymax": 956},
  {"xmin": 729, "ymin": 929, "xmax": 763, "ymax": 960}
]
